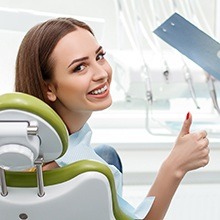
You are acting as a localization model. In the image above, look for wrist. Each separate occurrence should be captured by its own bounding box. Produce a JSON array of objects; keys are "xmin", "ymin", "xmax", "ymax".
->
[{"xmin": 162, "ymin": 157, "xmax": 186, "ymax": 181}]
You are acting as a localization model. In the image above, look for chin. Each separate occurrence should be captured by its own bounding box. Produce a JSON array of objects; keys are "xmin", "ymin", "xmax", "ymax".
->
[{"xmin": 95, "ymin": 99, "xmax": 112, "ymax": 111}]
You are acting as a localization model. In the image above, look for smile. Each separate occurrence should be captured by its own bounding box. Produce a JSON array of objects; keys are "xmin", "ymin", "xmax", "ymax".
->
[{"xmin": 90, "ymin": 85, "xmax": 108, "ymax": 95}]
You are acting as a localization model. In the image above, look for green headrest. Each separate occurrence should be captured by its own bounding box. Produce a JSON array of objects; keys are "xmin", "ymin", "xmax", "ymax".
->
[{"xmin": 0, "ymin": 92, "xmax": 68, "ymax": 158}]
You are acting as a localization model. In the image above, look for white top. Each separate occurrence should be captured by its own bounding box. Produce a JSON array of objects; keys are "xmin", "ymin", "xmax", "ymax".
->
[{"xmin": 56, "ymin": 123, "xmax": 154, "ymax": 219}]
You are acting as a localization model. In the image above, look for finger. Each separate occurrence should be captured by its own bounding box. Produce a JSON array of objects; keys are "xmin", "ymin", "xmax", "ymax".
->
[
  {"xmin": 178, "ymin": 112, "xmax": 192, "ymax": 137},
  {"xmin": 200, "ymin": 146, "xmax": 210, "ymax": 167},
  {"xmin": 202, "ymin": 137, "xmax": 209, "ymax": 148},
  {"xmin": 198, "ymin": 138, "xmax": 209, "ymax": 152},
  {"xmin": 202, "ymin": 152, "xmax": 210, "ymax": 167},
  {"xmin": 197, "ymin": 130, "xmax": 208, "ymax": 140}
]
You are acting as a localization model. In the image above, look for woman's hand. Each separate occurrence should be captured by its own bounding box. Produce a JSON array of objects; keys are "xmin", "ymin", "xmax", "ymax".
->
[
  {"xmin": 145, "ymin": 112, "xmax": 210, "ymax": 220},
  {"xmin": 167, "ymin": 112, "xmax": 210, "ymax": 179}
]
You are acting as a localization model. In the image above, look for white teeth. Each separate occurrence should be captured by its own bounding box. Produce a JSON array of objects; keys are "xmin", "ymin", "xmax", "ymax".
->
[{"xmin": 91, "ymin": 85, "xmax": 107, "ymax": 95}]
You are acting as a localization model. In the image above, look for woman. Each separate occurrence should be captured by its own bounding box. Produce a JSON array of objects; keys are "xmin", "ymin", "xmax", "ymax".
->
[{"xmin": 15, "ymin": 17, "xmax": 209, "ymax": 220}]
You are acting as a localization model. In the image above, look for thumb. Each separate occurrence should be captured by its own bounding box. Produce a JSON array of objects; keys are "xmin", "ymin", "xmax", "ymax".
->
[{"xmin": 178, "ymin": 112, "xmax": 192, "ymax": 137}]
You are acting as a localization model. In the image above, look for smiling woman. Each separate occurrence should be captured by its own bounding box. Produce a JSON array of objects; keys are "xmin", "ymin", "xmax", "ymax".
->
[{"xmin": 14, "ymin": 16, "xmax": 210, "ymax": 220}]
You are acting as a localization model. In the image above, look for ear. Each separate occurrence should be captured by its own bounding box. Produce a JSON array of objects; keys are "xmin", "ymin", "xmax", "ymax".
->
[{"xmin": 45, "ymin": 82, "xmax": 57, "ymax": 102}]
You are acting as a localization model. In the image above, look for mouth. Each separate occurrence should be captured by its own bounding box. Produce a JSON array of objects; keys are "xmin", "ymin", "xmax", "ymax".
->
[{"xmin": 89, "ymin": 85, "xmax": 108, "ymax": 95}]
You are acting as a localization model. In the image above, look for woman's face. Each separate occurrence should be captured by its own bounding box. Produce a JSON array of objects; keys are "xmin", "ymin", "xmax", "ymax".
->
[{"xmin": 47, "ymin": 27, "xmax": 112, "ymax": 117}]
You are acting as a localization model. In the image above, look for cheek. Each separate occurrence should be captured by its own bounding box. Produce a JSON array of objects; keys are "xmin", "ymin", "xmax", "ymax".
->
[
  {"xmin": 106, "ymin": 63, "xmax": 113, "ymax": 81},
  {"xmin": 58, "ymin": 77, "xmax": 89, "ymax": 96}
]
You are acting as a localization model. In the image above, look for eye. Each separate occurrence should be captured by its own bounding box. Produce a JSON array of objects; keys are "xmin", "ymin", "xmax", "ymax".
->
[
  {"xmin": 96, "ymin": 52, "xmax": 106, "ymax": 61},
  {"xmin": 73, "ymin": 63, "xmax": 86, "ymax": 73}
]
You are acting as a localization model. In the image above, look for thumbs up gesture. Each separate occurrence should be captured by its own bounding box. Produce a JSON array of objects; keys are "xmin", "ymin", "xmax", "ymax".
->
[{"xmin": 167, "ymin": 112, "xmax": 210, "ymax": 179}]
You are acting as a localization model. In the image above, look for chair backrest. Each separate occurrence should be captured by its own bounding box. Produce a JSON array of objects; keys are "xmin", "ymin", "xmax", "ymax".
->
[
  {"xmin": 2, "ymin": 160, "xmax": 132, "ymax": 220},
  {"xmin": 0, "ymin": 92, "xmax": 132, "ymax": 220}
]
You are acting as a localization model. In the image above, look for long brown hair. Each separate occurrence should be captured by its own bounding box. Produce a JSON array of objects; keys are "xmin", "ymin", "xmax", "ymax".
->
[{"xmin": 15, "ymin": 17, "xmax": 94, "ymax": 105}]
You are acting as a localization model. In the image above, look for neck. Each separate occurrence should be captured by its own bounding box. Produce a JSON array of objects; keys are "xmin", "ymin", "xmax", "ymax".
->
[
  {"xmin": 54, "ymin": 108, "xmax": 92, "ymax": 134},
  {"xmin": 64, "ymin": 112, "xmax": 92, "ymax": 134},
  {"xmin": 51, "ymin": 101, "xmax": 92, "ymax": 134}
]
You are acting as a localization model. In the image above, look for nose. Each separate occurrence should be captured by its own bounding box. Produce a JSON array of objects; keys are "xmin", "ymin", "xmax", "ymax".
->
[{"xmin": 92, "ymin": 63, "xmax": 109, "ymax": 82}]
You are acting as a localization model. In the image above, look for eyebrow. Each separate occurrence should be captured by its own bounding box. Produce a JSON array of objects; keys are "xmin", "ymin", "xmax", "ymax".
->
[
  {"xmin": 67, "ymin": 57, "xmax": 88, "ymax": 68},
  {"xmin": 67, "ymin": 46, "xmax": 103, "ymax": 69},
  {"xmin": 95, "ymin": 46, "xmax": 102, "ymax": 54}
]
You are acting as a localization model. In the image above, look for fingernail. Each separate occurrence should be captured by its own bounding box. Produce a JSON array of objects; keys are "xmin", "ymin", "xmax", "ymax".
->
[{"xmin": 186, "ymin": 112, "xmax": 190, "ymax": 120}]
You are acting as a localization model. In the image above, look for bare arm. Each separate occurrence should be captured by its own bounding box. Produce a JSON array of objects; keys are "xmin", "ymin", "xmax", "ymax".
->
[
  {"xmin": 144, "ymin": 112, "xmax": 209, "ymax": 220},
  {"xmin": 43, "ymin": 161, "xmax": 59, "ymax": 170}
]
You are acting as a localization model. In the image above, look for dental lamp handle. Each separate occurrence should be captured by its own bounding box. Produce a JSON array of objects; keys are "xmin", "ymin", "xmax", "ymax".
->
[
  {"xmin": 142, "ymin": 65, "xmax": 153, "ymax": 105},
  {"xmin": 208, "ymin": 77, "xmax": 220, "ymax": 114}
]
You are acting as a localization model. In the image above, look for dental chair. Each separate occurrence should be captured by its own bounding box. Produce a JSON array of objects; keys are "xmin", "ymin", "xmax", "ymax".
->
[{"xmin": 0, "ymin": 92, "xmax": 132, "ymax": 220}]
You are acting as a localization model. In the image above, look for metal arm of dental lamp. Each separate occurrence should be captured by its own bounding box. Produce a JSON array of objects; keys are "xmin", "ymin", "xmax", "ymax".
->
[{"xmin": 183, "ymin": 64, "xmax": 200, "ymax": 109}]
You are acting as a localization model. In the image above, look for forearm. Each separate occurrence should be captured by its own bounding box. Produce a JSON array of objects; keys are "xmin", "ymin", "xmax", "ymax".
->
[
  {"xmin": 43, "ymin": 161, "xmax": 59, "ymax": 170},
  {"xmin": 143, "ymin": 159, "xmax": 184, "ymax": 220}
]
